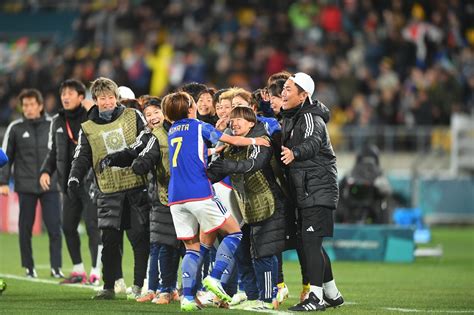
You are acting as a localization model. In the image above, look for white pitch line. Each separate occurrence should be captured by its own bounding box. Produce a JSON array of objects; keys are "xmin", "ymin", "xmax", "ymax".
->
[
  {"xmin": 0, "ymin": 273, "xmax": 96, "ymax": 290},
  {"xmin": 248, "ymin": 310, "xmax": 294, "ymax": 315},
  {"xmin": 384, "ymin": 307, "xmax": 474, "ymax": 313},
  {"xmin": 3, "ymin": 277, "xmax": 470, "ymax": 315}
]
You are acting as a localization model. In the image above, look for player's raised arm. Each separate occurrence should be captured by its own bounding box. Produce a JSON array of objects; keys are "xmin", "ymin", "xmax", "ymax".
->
[{"xmin": 219, "ymin": 133, "xmax": 270, "ymax": 147}]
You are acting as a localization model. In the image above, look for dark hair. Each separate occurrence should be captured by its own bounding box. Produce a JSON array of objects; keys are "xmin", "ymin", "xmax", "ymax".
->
[
  {"xmin": 267, "ymin": 71, "xmax": 291, "ymax": 86},
  {"xmin": 179, "ymin": 82, "xmax": 207, "ymax": 102},
  {"xmin": 121, "ymin": 99, "xmax": 141, "ymax": 110},
  {"xmin": 162, "ymin": 92, "xmax": 194, "ymax": 122},
  {"xmin": 229, "ymin": 106, "xmax": 257, "ymax": 125},
  {"xmin": 143, "ymin": 97, "xmax": 162, "ymax": 110},
  {"xmin": 197, "ymin": 88, "xmax": 216, "ymax": 101},
  {"xmin": 267, "ymin": 78, "xmax": 286, "ymax": 97},
  {"xmin": 19, "ymin": 88, "xmax": 43, "ymax": 105},
  {"xmin": 59, "ymin": 79, "xmax": 86, "ymax": 97},
  {"xmin": 251, "ymin": 89, "xmax": 262, "ymax": 112}
]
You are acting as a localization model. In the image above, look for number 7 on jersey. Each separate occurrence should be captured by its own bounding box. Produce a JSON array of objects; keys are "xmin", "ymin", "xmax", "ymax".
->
[{"xmin": 171, "ymin": 137, "xmax": 183, "ymax": 167}]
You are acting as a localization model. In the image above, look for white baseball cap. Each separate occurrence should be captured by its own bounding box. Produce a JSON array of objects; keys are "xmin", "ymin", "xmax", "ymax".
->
[
  {"xmin": 289, "ymin": 72, "xmax": 314, "ymax": 104},
  {"xmin": 118, "ymin": 86, "xmax": 135, "ymax": 100}
]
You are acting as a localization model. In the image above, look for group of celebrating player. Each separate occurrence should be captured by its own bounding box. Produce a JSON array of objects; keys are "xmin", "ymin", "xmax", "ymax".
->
[{"xmin": 2, "ymin": 70, "xmax": 343, "ymax": 312}]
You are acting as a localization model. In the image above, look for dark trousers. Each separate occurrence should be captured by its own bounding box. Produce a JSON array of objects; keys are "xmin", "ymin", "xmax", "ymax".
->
[
  {"xmin": 158, "ymin": 244, "xmax": 180, "ymax": 293},
  {"xmin": 253, "ymin": 255, "xmax": 278, "ymax": 302},
  {"xmin": 277, "ymin": 252, "xmax": 284, "ymax": 283},
  {"xmin": 125, "ymin": 209, "xmax": 150, "ymax": 288},
  {"xmin": 296, "ymin": 244, "xmax": 309, "ymax": 284},
  {"xmin": 298, "ymin": 206, "xmax": 335, "ymax": 286},
  {"xmin": 234, "ymin": 225, "xmax": 259, "ymax": 300},
  {"xmin": 101, "ymin": 229, "xmax": 123, "ymax": 290},
  {"xmin": 236, "ymin": 224, "xmax": 278, "ymax": 302},
  {"xmin": 148, "ymin": 243, "xmax": 161, "ymax": 292},
  {"xmin": 18, "ymin": 192, "xmax": 62, "ymax": 269},
  {"xmin": 101, "ymin": 205, "xmax": 149, "ymax": 290},
  {"xmin": 62, "ymin": 184, "xmax": 100, "ymax": 267}
]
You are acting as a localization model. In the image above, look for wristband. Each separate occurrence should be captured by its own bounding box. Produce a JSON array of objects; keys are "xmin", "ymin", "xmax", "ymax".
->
[{"xmin": 250, "ymin": 138, "xmax": 256, "ymax": 145}]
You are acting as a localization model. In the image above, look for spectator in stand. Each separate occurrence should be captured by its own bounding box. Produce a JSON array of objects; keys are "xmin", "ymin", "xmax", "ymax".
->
[{"xmin": 0, "ymin": 1, "xmax": 471, "ymax": 137}]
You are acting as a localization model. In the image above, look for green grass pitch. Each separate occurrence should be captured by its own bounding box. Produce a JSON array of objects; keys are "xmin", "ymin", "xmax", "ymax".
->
[{"xmin": 0, "ymin": 227, "xmax": 473, "ymax": 314}]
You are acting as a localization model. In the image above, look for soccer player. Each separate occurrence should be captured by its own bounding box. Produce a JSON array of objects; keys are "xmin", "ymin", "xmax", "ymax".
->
[
  {"xmin": 208, "ymin": 106, "xmax": 288, "ymax": 310},
  {"xmin": 161, "ymin": 91, "xmax": 269, "ymax": 311}
]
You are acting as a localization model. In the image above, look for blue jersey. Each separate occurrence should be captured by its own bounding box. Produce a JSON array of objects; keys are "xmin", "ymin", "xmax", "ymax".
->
[
  {"xmin": 257, "ymin": 115, "xmax": 281, "ymax": 136},
  {"xmin": 0, "ymin": 148, "xmax": 8, "ymax": 167},
  {"xmin": 220, "ymin": 176, "xmax": 232, "ymax": 188},
  {"xmin": 168, "ymin": 118, "xmax": 223, "ymax": 205}
]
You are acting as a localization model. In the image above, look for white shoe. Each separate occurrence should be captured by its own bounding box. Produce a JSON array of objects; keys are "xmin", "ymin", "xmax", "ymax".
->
[
  {"xmin": 181, "ymin": 297, "xmax": 202, "ymax": 311},
  {"xmin": 197, "ymin": 290, "xmax": 220, "ymax": 308},
  {"xmin": 230, "ymin": 291, "xmax": 248, "ymax": 306},
  {"xmin": 114, "ymin": 278, "xmax": 127, "ymax": 294},
  {"xmin": 244, "ymin": 300, "xmax": 275, "ymax": 311}
]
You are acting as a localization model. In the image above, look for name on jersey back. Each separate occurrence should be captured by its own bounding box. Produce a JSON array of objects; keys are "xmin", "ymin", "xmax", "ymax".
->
[{"xmin": 169, "ymin": 124, "xmax": 190, "ymax": 135}]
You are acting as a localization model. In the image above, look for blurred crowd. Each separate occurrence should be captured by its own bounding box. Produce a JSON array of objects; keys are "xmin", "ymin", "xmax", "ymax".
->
[{"xmin": 1, "ymin": 0, "xmax": 473, "ymax": 129}]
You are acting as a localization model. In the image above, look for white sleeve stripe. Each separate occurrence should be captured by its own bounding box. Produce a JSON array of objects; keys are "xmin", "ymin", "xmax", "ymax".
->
[
  {"xmin": 249, "ymin": 144, "xmax": 260, "ymax": 160},
  {"xmin": 135, "ymin": 109, "xmax": 147, "ymax": 125},
  {"xmin": 130, "ymin": 130, "xmax": 146, "ymax": 149},
  {"xmin": 2, "ymin": 119, "xmax": 23, "ymax": 152},
  {"xmin": 73, "ymin": 130, "xmax": 83, "ymax": 159},
  {"xmin": 198, "ymin": 124, "xmax": 204, "ymax": 164},
  {"xmin": 47, "ymin": 117, "xmax": 55, "ymax": 150},
  {"xmin": 304, "ymin": 113, "xmax": 314, "ymax": 138},
  {"xmin": 139, "ymin": 136, "xmax": 156, "ymax": 157},
  {"xmin": 304, "ymin": 113, "xmax": 310, "ymax": 138}
]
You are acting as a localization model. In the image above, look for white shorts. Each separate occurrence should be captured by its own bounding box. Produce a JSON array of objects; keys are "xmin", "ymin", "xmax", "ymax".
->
[
  {"xmin": 213, "ymin": 182, "xmax": 243, "ymax": 227},
  {"xmin": 170, "ymin": 197, "xmax": 230, "ymax": 240}
]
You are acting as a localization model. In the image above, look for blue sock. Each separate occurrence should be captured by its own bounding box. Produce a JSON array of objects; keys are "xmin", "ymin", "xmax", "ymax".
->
[
  {"xmin": 193, "ymin": 243, "xmax": 211, "ymax": 294},
  {"xmin": 182, "ymin": 249, "xmax": 201, "ymax": 300},
  {"xmin": 200, "ymin": 243, "xmax": 211, "ymax": 279},
  {"xmin": 210, "ymin": 232, "xmax": 242, "ymax": 280}
]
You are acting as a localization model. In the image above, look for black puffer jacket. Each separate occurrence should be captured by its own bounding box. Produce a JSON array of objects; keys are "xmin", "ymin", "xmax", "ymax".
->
[
  {"xmin": 69, "ymin": 104, "xmax": 149, "ymax": 230},
  {"xmin": 148, "ymin": 181, "xmax": 180, "ymax": 247},
  {"xmin": 281, "ymin": 99, "xmax": 339, "ymax": 210},
  {"xmin": 40, "ymin": 106, "xmax": 88, "ymax": 192},
  {"xmin": 0, "ymin": 115, "xmax": 58, "ymax": 194}
]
